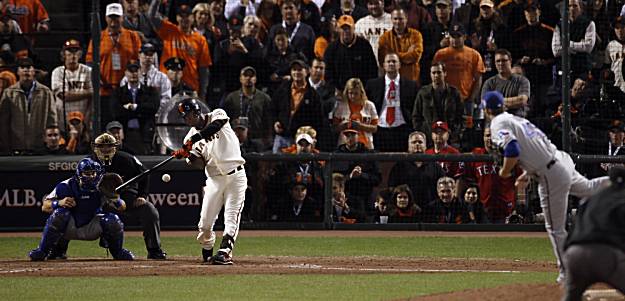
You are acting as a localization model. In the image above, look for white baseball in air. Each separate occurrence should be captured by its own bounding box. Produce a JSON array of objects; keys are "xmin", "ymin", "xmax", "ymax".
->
[{"xmin": 161, "ymin": 173, "xmax": 171, "ymax": 183}]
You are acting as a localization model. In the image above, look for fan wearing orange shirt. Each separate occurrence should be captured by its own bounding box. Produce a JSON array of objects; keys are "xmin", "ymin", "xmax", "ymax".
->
[
  {"xmin": 148, "ymin": 1, "xmax": 211, "ymax": 100},
  {"xmin": 86, "ymin": 3, "xmax": 141, "ymax": 129},
  {"xmin": 3, "ymin": 0, "xmax": 49, "ymax": 34}
]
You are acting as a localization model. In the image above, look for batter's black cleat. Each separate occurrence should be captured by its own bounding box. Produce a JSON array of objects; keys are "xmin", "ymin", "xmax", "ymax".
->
[
  {"xmin": 210, "ymin": 251, "xmax": 233, "ymax": 265},
  {"xmin": 147, "ymin": 248, "xmax": 167, "ymax": 260},
  {"xmin": 202, "ymin": 248, "xmax": 213, "ymax": 263}
]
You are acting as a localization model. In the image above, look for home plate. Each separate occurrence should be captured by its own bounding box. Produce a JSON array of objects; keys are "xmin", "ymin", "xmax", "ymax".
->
[{"xmin": 584, "ymin": 289, "xmax": 625, "ymax": 301}]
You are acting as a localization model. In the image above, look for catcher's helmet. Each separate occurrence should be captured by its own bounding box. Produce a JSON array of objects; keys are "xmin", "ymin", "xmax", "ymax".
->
[
  {"xmin": 177, "ymin": 98, "xmax": 202, "ymax": 118},
  {"xmin": 76, "ymin": 158, "xmax": 104, "ymax": 191}
]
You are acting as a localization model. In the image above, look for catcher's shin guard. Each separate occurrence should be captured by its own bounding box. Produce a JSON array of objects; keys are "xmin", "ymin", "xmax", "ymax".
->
[
  {"xmin": 29, "ymin": 208, "xmax": 71, "ymax": 261},
  {"xmin": 100, "ymin": 213, "xmax": 133, "ymax": 260},
  {"xmin": 48, "ymin": 238, "xmax": 69, "ymax": 260}
]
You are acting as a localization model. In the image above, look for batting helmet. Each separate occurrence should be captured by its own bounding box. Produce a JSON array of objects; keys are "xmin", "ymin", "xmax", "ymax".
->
[
  {"xmin": 177, "ymin": 98, "xmax": 202, "ymax": 118},
  {"xmin": 76, "ymin": 158, "xmax": 104, "ymax": 191}
]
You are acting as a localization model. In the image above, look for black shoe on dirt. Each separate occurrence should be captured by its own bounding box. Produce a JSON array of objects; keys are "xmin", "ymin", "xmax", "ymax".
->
[
  {"xmin": 210, "ymin": 251, "xmax": 233, "ymax": 265},
  {"xmin": 147, "ymin": 249, "xmax": 167, "ymax": 260}
]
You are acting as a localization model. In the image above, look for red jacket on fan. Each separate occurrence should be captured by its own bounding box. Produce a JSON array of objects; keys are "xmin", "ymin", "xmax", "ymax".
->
[
  {"xmin": 425, "ymin": 145, "xmax": 463, "ymax": 178},
  {"xmin": 464, "ymin": 147, "xmax": 519, "ymax": 222}
]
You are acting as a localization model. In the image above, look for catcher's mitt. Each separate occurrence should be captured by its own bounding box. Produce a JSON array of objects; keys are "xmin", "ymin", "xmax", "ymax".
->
[{"xmin": 98, "ymin": 172, "xmax": 123, "ymax": 200}]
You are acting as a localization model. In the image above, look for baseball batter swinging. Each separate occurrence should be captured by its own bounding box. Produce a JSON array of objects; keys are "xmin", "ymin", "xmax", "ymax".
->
[
  {"xmin": 173, "ymin": 98, "xmax": 247, "ymax": 265},
  {"xmin": 484, "ymin": 91, "xmax": 609, "ymax": 283}
]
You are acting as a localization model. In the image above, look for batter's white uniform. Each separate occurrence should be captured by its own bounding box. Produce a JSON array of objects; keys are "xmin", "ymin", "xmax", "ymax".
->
[
  {"xmin": 184, "ymin": 109, "xmax": 247, "ymax": 255},
  {"xmin": 490, "ymin": 112, "xmax": 608, "ymax": 281}
]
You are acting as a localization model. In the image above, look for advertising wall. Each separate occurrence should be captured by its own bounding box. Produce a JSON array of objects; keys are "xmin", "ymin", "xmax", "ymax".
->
[{"xmin": 0, "ymin": 156, "xmax": 205, "ymax": 230}]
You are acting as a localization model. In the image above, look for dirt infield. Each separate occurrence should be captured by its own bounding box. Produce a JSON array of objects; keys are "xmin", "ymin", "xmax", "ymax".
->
[{"xmin": 3, "ymin": 231, "xmax": 622, "ymax": 300}]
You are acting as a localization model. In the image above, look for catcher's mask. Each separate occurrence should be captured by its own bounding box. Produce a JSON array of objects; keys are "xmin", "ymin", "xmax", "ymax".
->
[
  {"xmin": 76, "ymin": 158, "xmax": 104, "ymax": 191},
  {"xmin": 92, "ymin": 133, "xmax": 119, "ymax": 166},
  {"xmin": 177, "ymin": 97, "xmax": 203, "ymax": 118}
]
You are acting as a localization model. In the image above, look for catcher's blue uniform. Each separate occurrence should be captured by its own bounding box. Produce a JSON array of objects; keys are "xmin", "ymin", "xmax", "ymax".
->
[{"xmin": 28, "ymin": 158, "xmax": 134, "ymax": 261}]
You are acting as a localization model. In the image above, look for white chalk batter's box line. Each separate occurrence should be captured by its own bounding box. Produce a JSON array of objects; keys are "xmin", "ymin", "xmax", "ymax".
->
[
  {"xmin": 284, "ymin": 264, "xmax": 521, "ymax": 273},
  {"xmin": 0, "ymin": 264, "xmax": 521, "ymax": 274}
]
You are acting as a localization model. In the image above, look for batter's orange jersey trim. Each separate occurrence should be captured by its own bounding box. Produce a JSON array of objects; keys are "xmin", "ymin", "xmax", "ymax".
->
[
  {"xmin": 86, "ymin": 28, "xmax": 141, "ymax": 96},
  {"xmin": 157, "ymin": 20, "xmax": 212, "ymax": 92}
]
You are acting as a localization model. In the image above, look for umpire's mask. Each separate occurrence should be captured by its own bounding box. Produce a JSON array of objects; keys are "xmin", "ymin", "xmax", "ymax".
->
[{"xmin": 92, "ymin": 133, "xmax": 119, "ymax": 166}]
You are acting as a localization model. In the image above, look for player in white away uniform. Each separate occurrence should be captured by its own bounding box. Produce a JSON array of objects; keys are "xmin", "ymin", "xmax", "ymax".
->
[
  {"xmin": 173, "ymin": 98, "xmax": 247, "ymax": 265},
  {"xmin": 483, "ymin": 91, "xmax": 609, "ymax": 283}
]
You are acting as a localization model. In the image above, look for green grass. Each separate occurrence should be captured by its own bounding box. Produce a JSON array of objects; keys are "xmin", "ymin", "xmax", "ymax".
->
[
  {"xmin": 0, "ymin": 273, "xmax": 555, "ymax": 301},
  {"xmin": 0, "ymin": 235, "xmax": 557, "ymax": 300},
  {"xmin": 2, "ymin": 236, "xmax": 554, "ymax": 261}
]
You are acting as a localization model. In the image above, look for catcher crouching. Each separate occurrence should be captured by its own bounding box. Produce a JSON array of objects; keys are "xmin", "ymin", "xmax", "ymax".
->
[
  {"xmin": 49, "ymin": 133, "xmax": 167, "ymax": 260},
  {"xmin": 28, "ymin": 158, "xmax": 134, "ymax": 261}
]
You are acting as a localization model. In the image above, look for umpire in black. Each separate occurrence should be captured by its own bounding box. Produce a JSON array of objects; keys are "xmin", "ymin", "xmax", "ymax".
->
[
  {"xmin": 49, "ymin": 133, "xmax": 167, "ymax": 260},
  {"xmin": 562, "ymin": 166, "xmax": 625, "ymax": 301}
]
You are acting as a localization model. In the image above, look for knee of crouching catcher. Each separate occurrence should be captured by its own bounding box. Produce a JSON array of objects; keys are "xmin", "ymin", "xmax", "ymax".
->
[
  {"xmin": 48, "ymin": 208, "xmax": 72, "ymax": 230},
  {"xmin": 100, "ymin": 213, "xmax": 124, "ymax": 234}
]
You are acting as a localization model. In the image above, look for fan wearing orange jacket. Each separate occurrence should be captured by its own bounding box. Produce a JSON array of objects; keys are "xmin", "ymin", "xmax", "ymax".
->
[{"xmin": 148, "ymin": 0, "xmax": 211, "ymax": 100}]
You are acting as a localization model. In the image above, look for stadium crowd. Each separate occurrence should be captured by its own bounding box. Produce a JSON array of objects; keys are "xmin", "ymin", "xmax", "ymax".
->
[{"xmin": 0, "ymin": 0, "xmax": 624, "ymax": 224}]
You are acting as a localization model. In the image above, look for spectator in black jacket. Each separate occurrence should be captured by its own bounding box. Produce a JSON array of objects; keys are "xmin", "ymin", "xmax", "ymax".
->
[
  {"xmin": 462, "ymin": 183, "xmax": 488, "ymax": 223},
  {"xmin": 42, "ymin": 126, "xmax": 69, "ymax": 155},
  {"xmin": 388, "ymin": 184, "xmax": 421, "ymax": 223},
  {"xmin": 271, "ymin": 60, "xmax": 324, "ymax": 153},
  {"xmin": 210, "ymin": 16, "xmax": 264, "ymax": 104},
  {"xmin": 266, "ymin": 0, "xmax": 316, "ymax": 63},
  {"xmin": 387, "ymin": 131, "xmax": 445, "ymax": 208},
  {"xmin": 112, "ymin": 61, "xmax": 159, "ymax": 155},
  {"xmin": 365, "ymin": 53, "xmax": 418, "ymax": 152},
  {"xmin": 334, "ymin": 129, "xmax": 382, "ymax": 219},
  {"xmin": 562, "ymin": 166, "xmax": 625, "ymax": 298},
  {"xmin": 423, "ymin": 176, "xmax": 467, "ymax": 223},
  {"xmin": 309, "ymin": 58, "xmax": 338, "ymax": 152},
  {"xmin": 270, "ymin": 181, "xmax": 321, "ymax": 222},
  {"xmin": 265, "ymin": 27, "xmax": 308, "ymax": 93},
  {"xmin": 324, "ymin": 15, "xmax": 378, "ymax": 91},
  {"xmin": 420, "ymin": 0, "xmax": 453, "ymax": 85}
]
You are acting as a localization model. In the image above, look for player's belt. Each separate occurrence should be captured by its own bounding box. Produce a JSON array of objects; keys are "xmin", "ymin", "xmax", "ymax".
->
[
  {"xmin": 226, "ymin": 165, "xmax": 244, "ymax": 175},
  {"xmin": 546, "ymin": 159, "xmax": 557, "ymax": 169}
]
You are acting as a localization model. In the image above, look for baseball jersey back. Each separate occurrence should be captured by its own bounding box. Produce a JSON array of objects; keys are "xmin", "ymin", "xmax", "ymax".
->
[
  {"xmin": 185, "ymin": 109, "xmax": 245, "ymax": 176},
  {"xmin": 490, "ymin": 112, "xmax": 558, "ymax": 173}
]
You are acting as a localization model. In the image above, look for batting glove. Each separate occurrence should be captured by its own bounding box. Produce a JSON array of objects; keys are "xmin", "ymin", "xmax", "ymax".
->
[
  {"xmin": 172, "ymin": 148, "xmax": 190, "ymax": 159},
  {"xmin": 183, "ymin": 140, "xmax": 194, "ymax": 152}
]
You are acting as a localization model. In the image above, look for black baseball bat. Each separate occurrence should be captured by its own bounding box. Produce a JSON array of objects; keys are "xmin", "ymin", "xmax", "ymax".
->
[{"xmin": 115, "ymin": 156, "xmax": 175, "ymax": 193}]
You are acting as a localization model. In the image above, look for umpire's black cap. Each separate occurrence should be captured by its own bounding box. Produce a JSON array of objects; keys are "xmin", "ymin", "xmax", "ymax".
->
[{"xmin": 164, "ymin": 57, "xmax": 185, "ymax": 71}]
